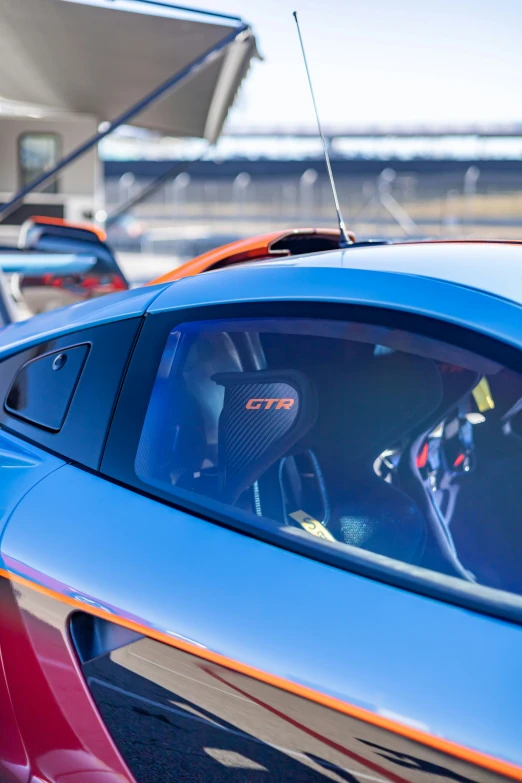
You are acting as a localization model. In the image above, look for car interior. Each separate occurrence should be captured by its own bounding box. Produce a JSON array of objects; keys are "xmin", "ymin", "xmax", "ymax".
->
[{"xmin": 136, "ymin": 318, "xmax": 522, "ymax": 596}]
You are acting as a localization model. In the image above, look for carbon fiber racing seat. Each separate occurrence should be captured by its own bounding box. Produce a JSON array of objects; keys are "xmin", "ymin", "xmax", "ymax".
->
[{"xmin": 212, "ymin": 349, "xmax": 442, "ymax": 567}]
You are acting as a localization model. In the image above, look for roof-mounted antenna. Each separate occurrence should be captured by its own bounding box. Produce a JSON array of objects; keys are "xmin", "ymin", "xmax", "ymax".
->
[{"xmin": 293, "ymin": 11, "xmax": 352, "ymax": 248}]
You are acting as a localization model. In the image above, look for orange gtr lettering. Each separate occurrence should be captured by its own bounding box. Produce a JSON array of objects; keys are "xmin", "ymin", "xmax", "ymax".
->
[{"xmin": 246, "ymin": 398, "xmax": 295, "ymax": 410}]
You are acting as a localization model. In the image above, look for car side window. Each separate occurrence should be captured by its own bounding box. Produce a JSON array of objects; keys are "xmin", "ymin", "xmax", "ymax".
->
[
  {"xmin": 6, "ymin": 345, "xmax": 89, "ymax": 431},
  {"xmin": 135, "ymin": 317, "xmax": 522, "ymax": 598},
  {"xmin": 0, "ymin": 318, "xmax": 142, "ymax": 469}
]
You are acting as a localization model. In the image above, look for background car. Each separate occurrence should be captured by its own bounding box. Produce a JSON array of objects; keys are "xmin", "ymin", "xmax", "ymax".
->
[
  {"xmin": 0, "ymin": 217, "xmax": 128, "ymax": 322},
  {"xmin": 1, "ymin": 241, "xmax": 522, "ymax": 783}
]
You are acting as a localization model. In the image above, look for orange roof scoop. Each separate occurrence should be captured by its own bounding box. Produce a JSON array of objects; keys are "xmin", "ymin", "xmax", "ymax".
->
[{"xmin": 149, "ymin": 227, "xmax": 355, "ymax": 286}]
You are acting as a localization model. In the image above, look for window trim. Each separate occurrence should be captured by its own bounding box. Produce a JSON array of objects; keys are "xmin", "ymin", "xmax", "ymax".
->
[{"xmin": 101, "ymin": 300, "xmax": 522, "ymax": 626}]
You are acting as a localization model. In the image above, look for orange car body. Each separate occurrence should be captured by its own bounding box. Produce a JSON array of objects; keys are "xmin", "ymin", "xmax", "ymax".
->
[{"xmin": 149, "ymin": 227, "xmax": 351, "ymax": 285}]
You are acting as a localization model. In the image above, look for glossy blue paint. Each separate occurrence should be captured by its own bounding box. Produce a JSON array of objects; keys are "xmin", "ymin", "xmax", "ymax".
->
[
  {"xmin": 150, "ymin": 260, "xmax": 522, "ymax": 351},
  {"xmin": 0, "ymin": 431, "xmax": 64, "ymax": 541},
  {"xmin": 2, "ymin": 243, "xmax": 519, "ymax": 360},
  {"xmin": 326, "ymin": 241, "xmax": 522, "ymax": 306},
  {"xmin": 0, "ymin": 283, "xmax": 167, "ymax": 360},
  {"xmin": 152, "ymin": 242, "xmax": 522, "ymax": 309},
  {"xmin": 3, "ymin": 463, "xmax": 522, "ymax": 766}
]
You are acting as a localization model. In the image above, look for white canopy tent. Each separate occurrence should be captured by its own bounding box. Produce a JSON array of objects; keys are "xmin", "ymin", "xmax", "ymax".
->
[
  {"xmin": 0, "ymin": 0, "xmax": 259, "ymax": 223},
  {"xmin": 0, "ymin": 0, "xmax": 259, "ymax": 142}
]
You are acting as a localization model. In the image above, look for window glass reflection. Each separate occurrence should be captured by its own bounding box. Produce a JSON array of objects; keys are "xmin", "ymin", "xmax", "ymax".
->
[{"xmin": 136, "ymin": 318, "xmax": 522, "ymax": 597}]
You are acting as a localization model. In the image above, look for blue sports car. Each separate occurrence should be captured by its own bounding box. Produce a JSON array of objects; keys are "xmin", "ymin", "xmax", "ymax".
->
[{"xmin": 1, "ymin": 239, "xmax": 522, "ymax": 783}]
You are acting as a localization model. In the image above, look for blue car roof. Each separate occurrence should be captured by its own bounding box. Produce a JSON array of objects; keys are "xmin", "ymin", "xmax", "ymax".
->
[
  {"xmin": 1, "ymin": 242, "xmax": 522, "ymax": 360},
  {"xmin": 295, "ymin": 241, "xmax": 522, "ymax": 306},
  {"xmin": 155, "ymin": 240, "xmax": 522, "ymax": 308},
  {"xmin": 0, "ymin": 283, "xmax": 167, "ymax": 360},
  {"xmin": 150, "ymin": 241, "xmax": 522, "ymax": 352}
]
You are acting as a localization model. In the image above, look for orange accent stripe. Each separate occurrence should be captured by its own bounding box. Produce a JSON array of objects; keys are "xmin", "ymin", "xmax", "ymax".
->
[{"xmin": 1, "ymin": 566, "xmax": 521, "ymax": 781}]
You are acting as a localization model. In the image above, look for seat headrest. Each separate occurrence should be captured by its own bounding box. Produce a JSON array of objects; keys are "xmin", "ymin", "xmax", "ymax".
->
[
  {"xmin": 303, "ymin": 351, "xmax": 444, "ymax": 484},
  {"xmin": 212, "ymin": 369, "xmax": 317, "ymax": 504}
]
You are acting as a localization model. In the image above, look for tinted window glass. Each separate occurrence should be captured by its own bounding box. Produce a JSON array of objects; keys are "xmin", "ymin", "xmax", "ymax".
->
[
  {"xmin": 6, "ymin": 344, "xmax": 89, "ymax": 431},
  {"xmin": 136, "ymin": 318, "xmax": 522, "ymax": 597}
]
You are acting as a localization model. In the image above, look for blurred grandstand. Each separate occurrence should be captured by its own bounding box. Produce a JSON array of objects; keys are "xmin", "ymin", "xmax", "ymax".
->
[{"xmin": 104, "ymin": 124, "xmax": 522, "ymax": 265}]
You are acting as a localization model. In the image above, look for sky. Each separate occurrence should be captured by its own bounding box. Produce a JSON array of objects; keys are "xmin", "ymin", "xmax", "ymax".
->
[{"xmin": 191, "ymin": 0, "xmax": 522, "ymax": 131}]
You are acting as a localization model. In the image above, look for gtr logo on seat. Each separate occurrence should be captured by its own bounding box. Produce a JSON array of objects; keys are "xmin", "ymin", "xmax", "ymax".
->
[{"xmin": 246, "ymin": 398, "xmax": 295, "ymax": 410}]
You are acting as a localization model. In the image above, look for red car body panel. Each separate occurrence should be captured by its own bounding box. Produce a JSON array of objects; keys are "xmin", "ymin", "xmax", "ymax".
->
[{"xmin": 0, "ymin": 577, "xmax": 133, "ymax": 783}]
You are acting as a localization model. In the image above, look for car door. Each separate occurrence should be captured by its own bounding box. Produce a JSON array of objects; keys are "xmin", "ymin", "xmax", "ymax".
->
[
  {"xmin": 0, "ymin": 313, "xmax": 146, "ymax": 783},
  {"xmin": 2, "ymin": 267, "xmax": 522, "ymax": 783}
]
